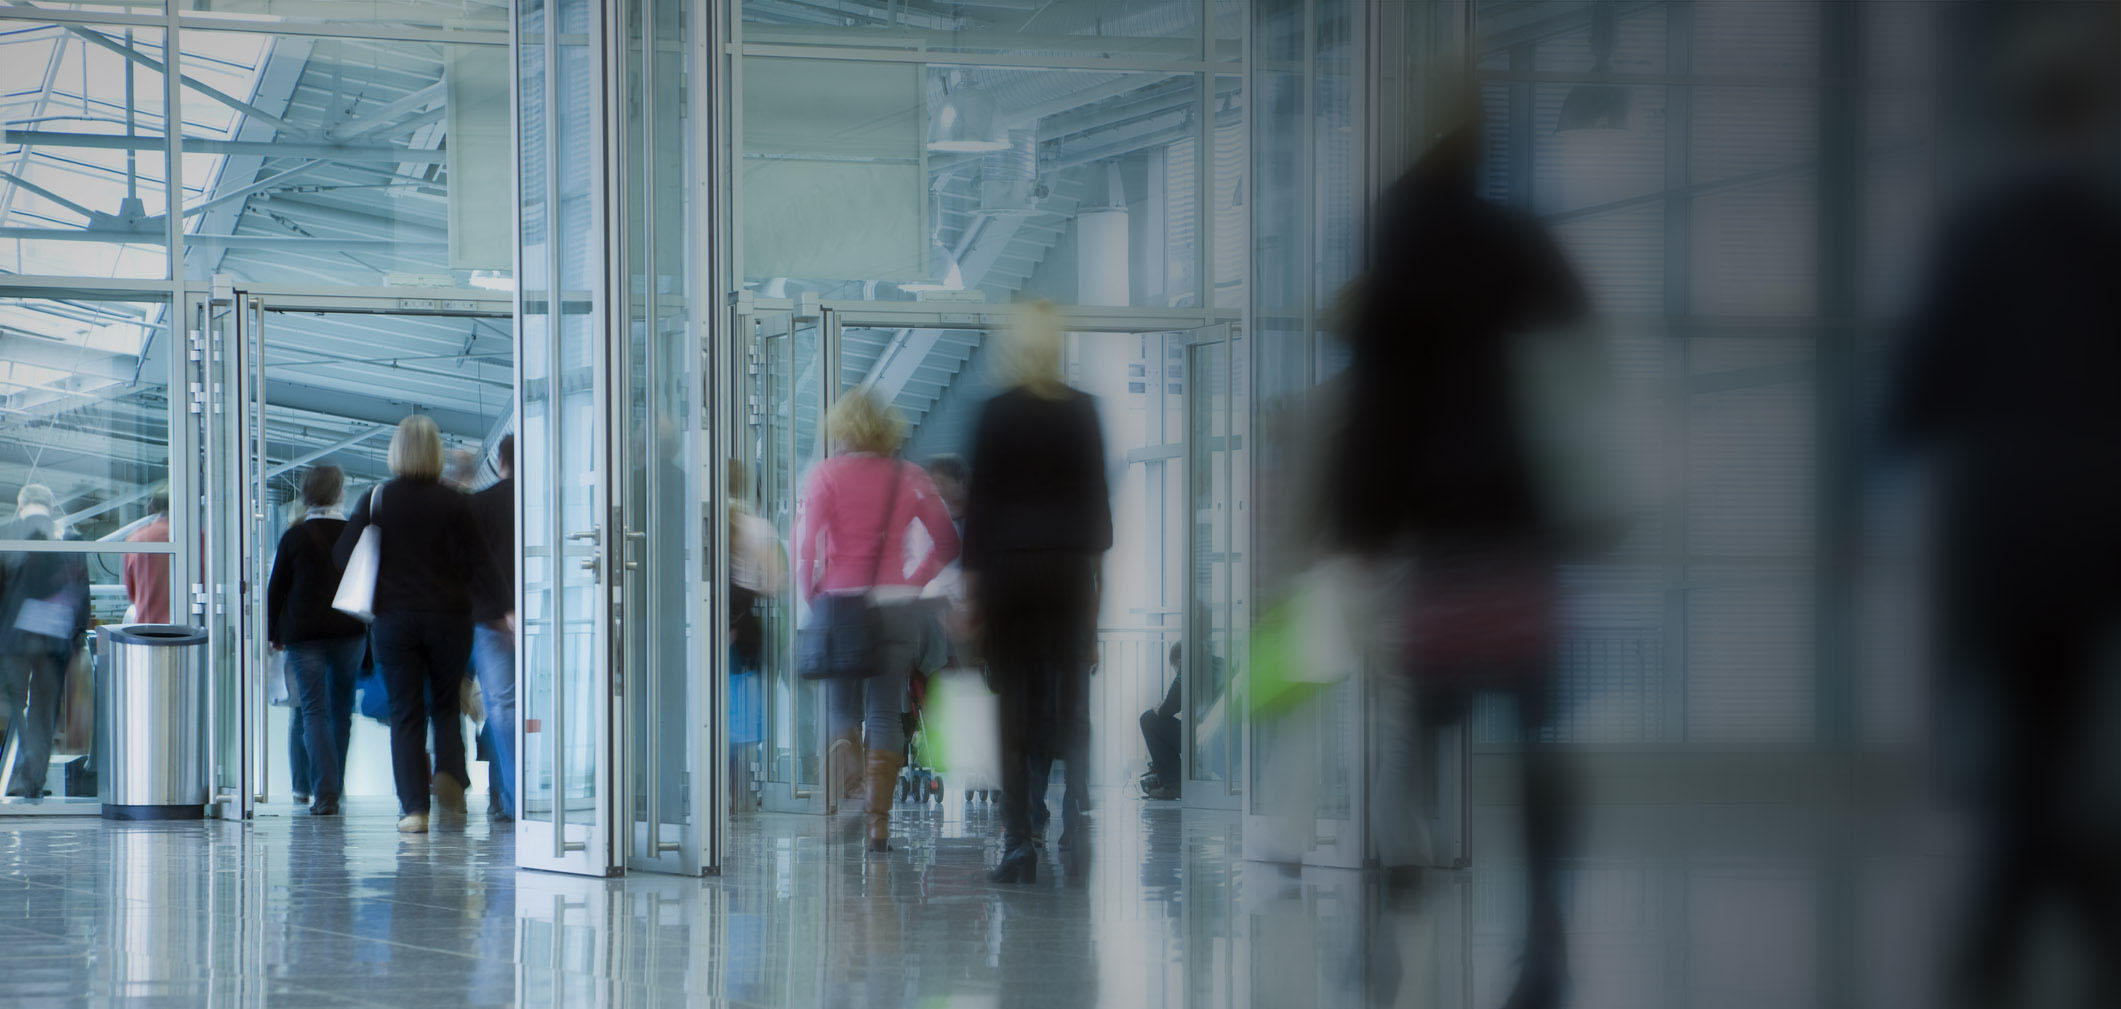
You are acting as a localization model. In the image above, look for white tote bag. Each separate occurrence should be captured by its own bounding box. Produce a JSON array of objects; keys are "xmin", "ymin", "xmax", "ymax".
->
[{"xmin": 331, "ymin": 487, "xmax": 382, "ymax": 623}]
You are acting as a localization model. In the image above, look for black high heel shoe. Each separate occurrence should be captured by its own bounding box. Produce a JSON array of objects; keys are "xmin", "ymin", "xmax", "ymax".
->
[{"xmin": 989, "ymin": 844, "xmax": 1038, "ymax": 884}]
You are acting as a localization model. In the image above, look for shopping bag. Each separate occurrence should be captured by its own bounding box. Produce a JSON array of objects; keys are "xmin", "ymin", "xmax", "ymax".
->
[
  {"xmin": 267, "ymin": 650, "xmax": 294, "ymax": 708},
  {"xmin": 355, "ymin": 667, "xmax": 390, "ymax": 724},
  {"xmin": 1248, "ymin": 557, "xmax": 1367, "ymax": 717},
  {"xmin": 921, "ymin": 668, "xmax": 1000, "ymax": 792},
  {"xmin": 331, "ymin": 487, "xmax": 383, "ymax": 622},
  {"xmin": 460, "ymin": 674, "xmax": 484, "ymax": 726}
]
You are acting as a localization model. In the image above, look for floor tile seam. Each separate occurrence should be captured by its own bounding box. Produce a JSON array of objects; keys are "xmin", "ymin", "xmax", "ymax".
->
[{"xmin": 277, "ymin": 920, "xmax": 511, "ymax": 963}]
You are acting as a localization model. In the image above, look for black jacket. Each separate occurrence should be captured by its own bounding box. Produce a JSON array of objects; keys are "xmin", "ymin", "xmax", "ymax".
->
[
  {"xmin": 266, "ymin": 517, "xmax": 365, "ymax": 645},
  {"xmin": 962, "ymin": 387, "xmax": 1113, "ymax": 573},
  {"xmin": 1329, "ymin": 137, "xmax": 1590, "ymax": 552},
  {"xmin": 0, "ymin": 512, "xmax": 91, "ymax": 657},
  {"xmin": 335, "ymin": 477, "xmax": 494, "ymax": 616},
  {"xmin": 468, "ymin": 477, "xmax": 514, "ymax": 622}
]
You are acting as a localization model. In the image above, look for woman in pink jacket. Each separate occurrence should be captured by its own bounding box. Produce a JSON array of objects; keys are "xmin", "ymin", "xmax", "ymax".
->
[{"xmin": 796, "ymin": 387, "xmax": 959, "ymax": 851}]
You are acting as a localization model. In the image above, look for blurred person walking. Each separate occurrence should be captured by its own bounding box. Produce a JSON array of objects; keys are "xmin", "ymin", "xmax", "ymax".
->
[
  {"xmin": 468, "ymin": 436, "xmax": 517, "ymax": 822},
  {"xmin": 1895, "ymin": 28, "xmax": 2121, "ymax": 1008},
  {"xmin": 267, "ymin": 466, "xmax": 365, "ymax": 816},
  {"xmin": 336, "ymin": 416, "xmax": 497, "ymax": 834},
  {"xmin": 120, "ymin": 492, "xmax": 170, "ymax": 624},
  {"xmin": 468, "ymin": 437, "xmax": 518, "ymax": 824},
  {"xmin": 1326, "ymin": 103, "xmax": 1593, "ymax": 1009},
  {"xmin": 795, "ymin": 388, "xmax": 959, "ymax": 852},
  {"xmin": 728, "ymin": 460, "xmax": 786, "ymax": 812},
  {"xmin": 964, "ymin": 301, "xmax": 1112, "ymax": 883},
  {"xmin": 0, "ymin": 484, "xmax": 91, "ymax": 801}
]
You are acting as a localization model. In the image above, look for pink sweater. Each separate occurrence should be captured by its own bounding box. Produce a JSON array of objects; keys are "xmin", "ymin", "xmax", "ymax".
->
[{"xmin": 796, "ymin": 454, "xmax": 960, "ymax": 602}]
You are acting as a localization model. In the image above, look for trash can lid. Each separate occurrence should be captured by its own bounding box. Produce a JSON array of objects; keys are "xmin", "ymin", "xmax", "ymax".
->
[{"xmin": 99, "ymin": 624, "xmax": 208, "ymax": 646}]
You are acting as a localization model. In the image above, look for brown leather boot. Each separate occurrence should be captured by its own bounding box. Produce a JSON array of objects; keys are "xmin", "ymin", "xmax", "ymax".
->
[{"xmin": 863, "ymin": 748, "xmax": 904, "ymax": 852}]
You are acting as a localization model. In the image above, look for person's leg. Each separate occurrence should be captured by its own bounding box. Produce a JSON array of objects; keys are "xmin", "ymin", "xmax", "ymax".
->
[
  {"xmin": 1505, "ymin": 680, "xmax": 1571, "ymax": 1009},
  {"xmin": 287, "ymin": 644, "xmax": 340, "ymax": 805},
  {"xmin": 471, "ymin": 623, "xmax": 517, "ymax": 818},
  {"xmin": 371, "ymin": 616, "xmax": 432, "ymax": 816},
  {"xmin": 0, "ymin": 660, "xmax": 26, "ymax": 793},
  {"xmin": 325, "ymin": 636, "xmax": 362, "ymax": 794},
  {"xmin": 14, "ymin": 651, "xmax": 63, "ymax": 796},
  {"xmin": 860, "ymin": 604, "xmax": 916, "ymax": 850},
  {"xmin": 424, "ymin": 614, "xmax": 473, "ymax": 809},
  {"xmin": 827, "ymin": 676, "xmax": 864, "ymax": 803},
  {"xmin": 287, "ymin": 678, "xmax": 312, "ymax": 800},
  {"xmin": 1057, "ymin": 662, "xmax": 1092, "ymax": 844}
]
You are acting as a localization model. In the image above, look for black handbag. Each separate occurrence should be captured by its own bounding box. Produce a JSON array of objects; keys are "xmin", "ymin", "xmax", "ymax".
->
[{"xmin": 797, "ymin": 460, "xmax": 906, "ymax": 681}]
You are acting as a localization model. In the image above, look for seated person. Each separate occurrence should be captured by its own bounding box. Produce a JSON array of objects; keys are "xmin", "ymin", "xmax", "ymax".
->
[{"xmin": 1140, "ymin": 644, "xmax": 1182, "ymax": 800}]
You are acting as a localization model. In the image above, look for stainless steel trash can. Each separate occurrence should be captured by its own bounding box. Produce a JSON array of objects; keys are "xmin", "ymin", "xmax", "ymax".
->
[{"xmin": 96, "ymin": 625, "xmax": 209, "ymax": 820}]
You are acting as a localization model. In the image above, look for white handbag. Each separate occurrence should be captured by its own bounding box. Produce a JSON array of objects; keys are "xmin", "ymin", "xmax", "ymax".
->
[
  {"xmin": 331, "ymin": 487, "xmax": 383, "ymax": 623},
  {"xmin": 267, "ymin": 650, "xmax": 294, "ymax": 707}
]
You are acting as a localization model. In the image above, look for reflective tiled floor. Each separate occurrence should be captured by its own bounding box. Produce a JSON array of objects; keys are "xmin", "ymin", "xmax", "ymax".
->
[{"xmin": 0, "ymin": 790, "xmax": 1940, "ymax": 1008}]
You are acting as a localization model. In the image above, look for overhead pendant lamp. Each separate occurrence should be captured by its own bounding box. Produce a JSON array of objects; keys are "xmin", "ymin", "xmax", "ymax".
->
[
  {"xmin": 1556, "ymin": 1, "xmax": 1632, "ymax": 133},
  {"xmin": 928, "ymin": 72, "xmax": 1009, "ymax": 153}
]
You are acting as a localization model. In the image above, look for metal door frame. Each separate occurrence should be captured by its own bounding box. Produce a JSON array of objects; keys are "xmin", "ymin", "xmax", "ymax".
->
[
  {"xmin": 1179, "ymin": 323, "xmax": 1244, "ymax": 812},
  {"xmin": 224, "ymin": 288, "xmax": 515, "ymax": 816}
]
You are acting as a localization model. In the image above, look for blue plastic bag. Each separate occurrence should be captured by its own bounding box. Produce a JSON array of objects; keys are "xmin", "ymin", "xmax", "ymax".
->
[{"xmin": 355, "ymin": 667, "xmax": 390, "ymax": 724}]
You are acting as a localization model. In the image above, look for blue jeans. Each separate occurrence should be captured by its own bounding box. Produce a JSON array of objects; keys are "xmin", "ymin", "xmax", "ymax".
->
[
  {"xmin": 471, "ymin": 622, "xmax": 517, "ymax": 818},
  {"xmin": 285, "ymin": 635, "xmax": 364, "ymax": 804}
]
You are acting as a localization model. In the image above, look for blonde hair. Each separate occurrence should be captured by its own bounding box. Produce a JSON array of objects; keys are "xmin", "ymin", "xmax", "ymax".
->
[
  {"xmin": 826, "ymin": 387, "xmax": 908, "ymax": 456},
  {"xmin": 388, "ymin": 414, "xmax": 445, "ymax": 480},
  {"xmin": 999, "ymin": 299, "xmax": 1069, "ymax": 399}
]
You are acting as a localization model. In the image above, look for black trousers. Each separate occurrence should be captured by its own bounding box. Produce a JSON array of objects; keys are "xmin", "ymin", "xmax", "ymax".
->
[
  {"xmin": 982, "ymin": 552, "xmax": 1098, "ymax": 848},
  {"xmin": 371, "ymin": 611, "xmax": 472, "ymax": 815},
  {"xmin": 1140, "ymin": 709, "xmax": 1181, "ymax": 785}
]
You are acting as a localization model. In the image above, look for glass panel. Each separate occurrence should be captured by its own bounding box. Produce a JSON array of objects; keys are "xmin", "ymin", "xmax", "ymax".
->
[
  {"xmin": 736, "ymin": 60, "xmax": 1199, "ymax": 309},
  {"xmin": 0, "ymin": 296, "xmax": 171, "ymax": 540},
  {"xmin": 741, "ymin": 0, "xmax": 1201, "ymax": 63},
  {"xmin": 769, "ymin": 313, "xmax": 824, "ymax": 793},
  {"xmin": 177, "ymin": 31, "xmax": 515, "ymax": 290},
  {"xmin": 516, "ymin": 0, "xmax": 555, "ymax": 829},
  {"xmin": 0, "ymin": 23, "xmax": 172, "ymax": 279},
  {"xmin": 621, "ymin": 0, "xmax": 700, "ymax": 866},
  {"xmin": 180, "ymin": 0, "xmax": 508, "ymax": 32},
  {"xmin": 0, "ymin": 548, "xmax": 151, "ymax": 808},
  {"xmin": 551, "ymin": 0, "xmax": 600, "ymax": 837},
  {"xmin": 1185, "ymin": 339, "xmax": 1233, "ymax": 788}
]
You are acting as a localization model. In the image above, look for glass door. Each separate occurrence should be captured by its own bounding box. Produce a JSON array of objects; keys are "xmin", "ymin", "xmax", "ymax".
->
[
  {"xmin": 734, "ymin": 299, "xmax": 830, "ymax": 815},
  {"xmin": 617, "ymin": 0, "xmax": 708, "ymax": 875},
  {"xmin": 1183, "ymin": 325, "xmax": 1242, "ymax": 811},
  {"xmin": 195, "ymin": 285, "xmax": 263, "ymax": 821},
  {"xmin": 516, "ymin": 0, "xmax": 619, "ymax": 876}
]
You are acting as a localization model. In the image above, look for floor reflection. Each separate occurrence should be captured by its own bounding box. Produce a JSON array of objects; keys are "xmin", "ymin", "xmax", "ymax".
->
[{"xmin": 0, "ymin": 792, "xmax": 1932, "ymax": 1008}]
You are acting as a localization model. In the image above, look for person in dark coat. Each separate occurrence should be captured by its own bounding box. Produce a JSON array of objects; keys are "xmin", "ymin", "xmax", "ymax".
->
[
  {"xmin": 1326, "ymin": 109, "xmax": 1590, "ymax": 1009},
  {"xmin": 267, "ymin": 465, "xmax": 367, "ymax": 816},
  {"xmin": 1894, "ymin": 35, "xmax": 2121, "ymax": 1007},
  {"xmin": 0, "ymin": 484, "xmax": 90, "ymax": 800},
  {"xmin": 964, "ymin": 300, "xmax": 1113, "ymax": 883},
  {"xmin": 336, "ymin": 416, "xmax": 496, "ymax": 834}
]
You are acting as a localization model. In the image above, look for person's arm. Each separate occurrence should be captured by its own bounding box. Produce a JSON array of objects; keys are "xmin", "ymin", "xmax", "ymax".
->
[
  {"xmin": 266, "ymin": 527, "xmax": 297, "ymax": 646},
  {"xmin": 1079, "ymin": 398, "xmax": 1114, "ymax": 553},
  {"xmin": 960, "ymin": 401, "xmax": 998, "ymax": 576},
  {"xmin": 794, "ymin": 467, "xmax": 830, "ymax": 603},
  {"xmin": 457, "ymin": 495, "xmax": 499, "ymax": 617},
  {"xmin": 1157, "ymin": 673, "xmax": 1182, "ymax": 719},
  {"xmin": 334, "ymin": 488, "xmax": 372, "ymax": 567},
  {"xmin": 902, "ymin": 466, "xmax": 960, "ymax": 588}
]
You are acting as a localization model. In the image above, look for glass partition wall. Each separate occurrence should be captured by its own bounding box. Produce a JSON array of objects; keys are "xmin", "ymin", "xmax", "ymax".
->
[
  {"xmin": 0, "ymin": 3, "xmax": 521, "ymax": 816},
  {"xmin": 718, "ymin": 0, "xmax": 1247, "ymax": 839}
]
